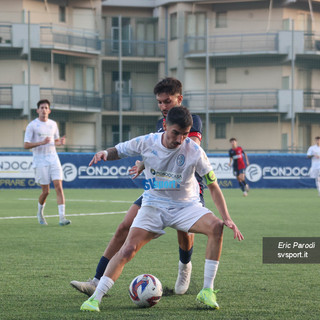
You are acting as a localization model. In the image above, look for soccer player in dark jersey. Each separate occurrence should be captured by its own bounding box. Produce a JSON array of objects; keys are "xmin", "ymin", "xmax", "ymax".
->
[
  {"xmin": 228, "ymin": 137, "xmax": 250, "ymax": 196},
  {"xmin": 71, "ymin": 77, "xmax": 204, "ymax": 296}
]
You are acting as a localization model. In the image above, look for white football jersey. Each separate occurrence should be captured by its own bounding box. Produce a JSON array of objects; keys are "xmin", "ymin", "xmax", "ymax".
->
[
  {"xmin": 307, "ymin": 144, "xmax": 320, "ymax": 169},
  {"xmin": 24, "ymin": 118, "xmax": 60, "ymax": 168},
  {"xmin": 116, "ymin": 132, "xmax": 213, "ymax": 207}
]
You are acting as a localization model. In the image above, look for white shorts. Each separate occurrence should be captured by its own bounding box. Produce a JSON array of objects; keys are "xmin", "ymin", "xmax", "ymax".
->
[
  {"xmin": 131, "ymin": 203, "xmax": 214, "ymax": 236},
  {"xmin": 309, "ymin": 167, "xmax": 320, "ymax": 179},
  {"xmin": 34, "ymin": 164, "xmax": 63, "ymax": 185}
]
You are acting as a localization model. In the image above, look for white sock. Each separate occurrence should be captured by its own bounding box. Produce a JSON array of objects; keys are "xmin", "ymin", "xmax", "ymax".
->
[
  {"xmin": 316, "ymin": 178, "xmax": 320, "ymax": 193},
  {"xmin": 58, "ymin": 204, "xmax": 65, "ymax": 220},
  {"xmin": 38, "ymin": 202, "xmax": 45, "ymax": 216},
  {"xmin": 203, "ymin": 259, "xmax": 219, "ymax": 290},
  {"xmin": 92, "ymin": 276, "xmax": 114, "ymax": 302}
]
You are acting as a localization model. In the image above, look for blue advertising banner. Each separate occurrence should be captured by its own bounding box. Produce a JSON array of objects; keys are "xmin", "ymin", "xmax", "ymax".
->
[{"xmin": 0, "ymin": 152, "xmax": 315, "ymax": 189}]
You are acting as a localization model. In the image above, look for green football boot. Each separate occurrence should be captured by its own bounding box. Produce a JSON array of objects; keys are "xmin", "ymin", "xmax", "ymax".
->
[
  {"xmin": 196, "ymin": 288, "xmax": 220, "ymax": 309},
  {"xmin": 80, "ymin": 297, "xmax": 100, "ymax": 312}
]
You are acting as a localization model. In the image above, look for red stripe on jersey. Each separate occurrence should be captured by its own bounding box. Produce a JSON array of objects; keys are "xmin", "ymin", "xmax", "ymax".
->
[{"xmin": 188, "ymin": 131, "xmax": 202, "ymax": 141}]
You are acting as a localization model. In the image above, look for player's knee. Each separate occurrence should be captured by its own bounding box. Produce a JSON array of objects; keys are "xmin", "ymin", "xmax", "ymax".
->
[
  {"xmin": 212, "ymin": 219, "xmax": 224, "ymax": 238},
  {"xmin": 120, "ymin": 243, "xmax": 138, "ymax": 262},
  {"xmin": 42, "ymin": 190, "xmax": 50, "ymax": 198}
]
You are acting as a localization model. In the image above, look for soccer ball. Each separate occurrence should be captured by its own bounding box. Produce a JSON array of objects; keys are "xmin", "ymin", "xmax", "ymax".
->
[{"xmin": 129, "ymin": 274, "xmax": 163, "ymax": 308}]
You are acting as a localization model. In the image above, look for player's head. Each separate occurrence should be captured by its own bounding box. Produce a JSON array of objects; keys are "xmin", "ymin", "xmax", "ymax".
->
[
  {"xmin": 154, "ymin": 77, "xmax": 183, "ymax": 118},
  {"xmin": 36, "ymin": 99, "xmax": 51, "ymax": 120},
  {"xmin": 315, "ymin": 136, "xmax": 320, "ymax": 144},
  {"xmin": 229, "ymin": 137, "xmax": 238, "ymax": 148},
  {"xmin": 163, "ymin": 106, "xmax": 192, "ymax": 149}
]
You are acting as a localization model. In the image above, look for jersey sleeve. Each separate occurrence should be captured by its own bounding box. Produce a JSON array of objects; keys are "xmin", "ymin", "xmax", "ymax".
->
[
  {"xmin": 54, "ymin": 122, "xmax": 60, "ymax": 140},
  {"xmin": 115, "ymin": 134, "xmax": 155, "ymax": 158},
  {"xmin": 195, "ymin": 147, "xmax": 213, "ymax": 177},
  {"xmin": 24, "ymin": 122, "xmax": 34, "ymax": 143},
  {"xmin": 307, "ymin": 146, "xmax": 313, "ymax": 157},
  {"xmin": 189, "ymin": 114, "xmax": 203, "ymax": 141}
]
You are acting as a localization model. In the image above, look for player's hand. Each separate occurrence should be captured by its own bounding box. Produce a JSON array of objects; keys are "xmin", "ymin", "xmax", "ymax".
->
[
  {"xmin": 60, "ymin": 136, "xmax": 66, "ymax": 145},
  {"xmin": 223, "ymin": 219, "xmax": 244, "ymax": 241},
  {"xmin": 89, "ymin": 151, "xmax": 107, "ymax": 166},
  {"xmin": 129, "ymin": 160, "xmax": 145, "ymax": 179},
  {"xmin": 42, "ymin": 137, "xmax": 51, "ymax": 145}
]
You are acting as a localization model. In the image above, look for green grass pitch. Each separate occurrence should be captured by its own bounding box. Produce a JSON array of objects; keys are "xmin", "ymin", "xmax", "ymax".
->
[{"xmin": 0, "ymin": 188, "xmax": 319, "ymax": 320}]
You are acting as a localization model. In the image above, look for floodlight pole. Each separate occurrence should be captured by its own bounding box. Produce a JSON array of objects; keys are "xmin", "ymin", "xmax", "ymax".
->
[
  {"xmin": 27, "ymin": 11, "xmax": 31, "ymax": 122},
  {"xmin": 205, "ymin": 18, "xmax": 210, "ymax": 152},
  {"xmin": 290, "ymin": 19, "xmax": 295, "ymax": 152},
  {"xmin": 118, "ymin": 16, "xmax": 123, "ymax": 143}
]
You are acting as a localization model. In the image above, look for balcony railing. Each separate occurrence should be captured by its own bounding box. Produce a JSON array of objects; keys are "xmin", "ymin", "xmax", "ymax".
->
[
  {"xmin": 102, "ymin": 39, "xmax": 165, "ymax": 58},
  {"xmin": 40, "ymin": 88, "xmax": 101, "ymax": 111},
  {"xmin": 185, "ymin": 33, "xmax": 278, "ymax": 55},
  {"xmin": 304, "ymin": 33, "xmax": 320, "ymax": 51},
  {"xmin": 183, "ymin": 90, "xmax": 278, "ymax": 112},
  {"xmin": 0, "ymin": 24, "xmax": 12, "ymax": 46},
  {"xmin": 303, "ymin": 91, "xmax": 320, "ymax": 111},
  {"xmin": 0, "ymin": 86, "xmax": 12, "ymax": 106},
  {"xmin": 40, "ymin": 24, "xmax": 101, "ymax": 52},
  {"xmin": 103, "ymin": 93, "xmax": 157, "ymax": 112}
]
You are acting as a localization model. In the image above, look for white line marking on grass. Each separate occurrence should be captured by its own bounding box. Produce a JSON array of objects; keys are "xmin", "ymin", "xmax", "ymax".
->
[
  {"xmin": 0, "ymin": 211, "xmax": 127, "ymax": 220},
  {"xmin": 18, "ymin": 198, "xmax": 133, "ymax": 203}
]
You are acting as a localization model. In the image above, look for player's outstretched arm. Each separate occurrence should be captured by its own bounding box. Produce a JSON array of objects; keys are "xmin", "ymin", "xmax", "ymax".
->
[
  {"xmin": 89, "ymin": 147, "xmax": 120, "ymax": 166},
  {"xmin": 207, "ymin": 181, "xmax": 244, "ymax": 241}
]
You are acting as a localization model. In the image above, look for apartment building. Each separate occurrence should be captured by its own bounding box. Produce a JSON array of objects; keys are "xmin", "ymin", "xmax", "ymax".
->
[{"xmin": 1, "ymin": 0, "xmax": 320, "ymax": 152}]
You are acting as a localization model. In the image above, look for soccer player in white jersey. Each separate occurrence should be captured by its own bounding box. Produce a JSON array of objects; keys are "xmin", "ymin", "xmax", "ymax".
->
[
  {"xmin": 24, "ymin": 99, "xmax": 71, "ymax": 226},
  {"xmin": 307, "ymin": 136, "xmax": 320, "ymax": 195},
  {"xmin": 80, "ymin": 106, "xmax": 244, "ymax": 312}
]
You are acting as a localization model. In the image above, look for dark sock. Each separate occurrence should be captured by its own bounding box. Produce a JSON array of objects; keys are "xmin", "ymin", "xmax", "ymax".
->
[
  {"xmin": 95, "ymin": 256, "xmax": 110, "ymax": 280},
  {"xmin": 239, "ymin": 181, "xmax": 245, "ymax": 192},
  {"xmin": 179, "ymin": 246, "xmax": 193, "ymax": 264}
]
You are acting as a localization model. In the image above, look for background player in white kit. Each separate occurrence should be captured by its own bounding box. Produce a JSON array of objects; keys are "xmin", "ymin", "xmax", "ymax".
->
[
  {"xmin": 24, "ymin": 99, "xmax": 71, "ymax": 226},
  {"xmin": 80, "ymin": 106, "xmax": 244, "ymax": 312},
  {"xmin": 307, "ymin": 136, "xmax": 320, "ymax": 196}
]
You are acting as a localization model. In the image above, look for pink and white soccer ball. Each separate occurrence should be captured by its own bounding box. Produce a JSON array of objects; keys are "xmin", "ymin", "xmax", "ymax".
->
[{"xmin": 129, "ymin": 274, "xmax": 163, "ymax": 308}]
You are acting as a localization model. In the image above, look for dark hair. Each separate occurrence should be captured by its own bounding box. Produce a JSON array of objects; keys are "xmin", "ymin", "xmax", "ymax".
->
[
  {"xmin": 37, "ymin": 99, "xmax": 50, "ymax": 109},
  {"xmin": 316, "ymin": 136, "xmax": 320, "ymax": 140},
  {"xmin": 166, "ymin": 106, "xmax": 193, "ymax": 129},
  {"xmin": 37, "ymin": 99, "xmax": 51, "ymax": 109},
  {"xmin": 229, "ymin": 138, "xmax": 237, "ymax": 142},
  {"xmin": 153, "ymin": 77, "xmax": 182, "ymax": 96}
]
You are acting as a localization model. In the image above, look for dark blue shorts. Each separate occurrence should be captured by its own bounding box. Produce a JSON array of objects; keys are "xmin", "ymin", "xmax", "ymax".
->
[{"xmin": 233, "ymin": 168, "xmax": 245, "ymax": 177}]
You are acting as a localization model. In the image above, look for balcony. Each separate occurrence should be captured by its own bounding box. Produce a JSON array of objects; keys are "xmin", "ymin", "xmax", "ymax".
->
[
  {"xmin": 185, "ymin": 33, "xmax": 279, "ymax": 56},
  {"xmin": 40, "ymin": 88, "xmax": 101, "ymax": 112},
  {"xmin": 102, "ymin": 39, "xmax": 165, "ymax": 59},
  {"xmin": 184, "ymin": 31, "xmax": 310, "ymax": 58},
  {"xmin": 0, "ymin": 24, "xmax": 12, "ymax": 46},
  {"xmin": 183, "ymin": 90, "xmax": 278, "ymax": 113},
  {"xmin": 40, "ymin": 24, "xmax": 101, "ymax": 54},
  {"xmin": 0, "ymin": 86, "xmax": 12, "ymax": 107},
  {"xmin": 303, "ymin": 91, "xmax": 320, "ymax": 112},
  {"xmin": 103, "ymin": 93, "xmax": 157, "ymax": 112}
]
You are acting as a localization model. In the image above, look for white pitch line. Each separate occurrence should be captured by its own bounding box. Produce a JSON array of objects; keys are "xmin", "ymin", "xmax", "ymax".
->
[
  {"xmin": 18, "ymin": 198, "xmax": 133, "ymax": 203},
  {"xmin": 0, "ymin": 211, "xmax": 127, "ymax": 220}
]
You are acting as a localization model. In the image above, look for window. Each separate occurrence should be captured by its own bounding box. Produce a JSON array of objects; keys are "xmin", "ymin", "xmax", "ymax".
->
[
  {"xmin": 215, "ymin": 67, "xmax": 227, "ymax": 84},
  {"xmin": 216, "ymin": 12, "xmax": 227, "ymax": 28},
  {"xmin": 59, "ymin": 6, "xmax": 66, "ymax": 23},
  {"xmin": 170, "ymin": 13, "xmax": 177, "ymax": 40},
  {"xmin": 59, "ymin": 64, "xmax": 66, "ymax": 81},
  {"xmin": 215, "ymin": 123, "xmax": 226, "ymax": 139},
  {"xmin": 186, "ymin": 12, "xmax": 205, "ymax": 51},
  {"xmin": 282, "ymin": 76, "xmax": 289, "ymax": 90}
]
